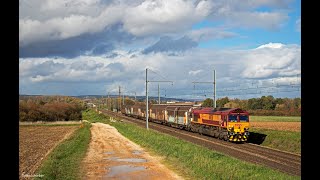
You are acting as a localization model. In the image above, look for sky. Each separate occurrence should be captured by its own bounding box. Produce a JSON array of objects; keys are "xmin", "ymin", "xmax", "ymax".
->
[{"xmin": 19, "ymin": 0, "xmax": 301, "ymax": 100}]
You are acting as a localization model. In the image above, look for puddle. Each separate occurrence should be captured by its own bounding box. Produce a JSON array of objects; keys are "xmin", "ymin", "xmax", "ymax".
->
[
  {"xmin": 106, "ymin": 165, "xmax": 146, "ymax": 177},
  {"xmin": 116, "ymin": 158, "xmax": 147, "ymax": 163},
  {"xmin": 132, "ymin": 150, "xmax": 143, "ymax": 155},
  {"xmin": 104, "ymin": 151, "xmax": 114, "ymax": 154},
  {"xmin": 104, "ymin": 156, "xmax": 119, "ymax": 160},
  {"xmin": 104, "ymin": 157, "xmax": 147, "ymax": 163}
]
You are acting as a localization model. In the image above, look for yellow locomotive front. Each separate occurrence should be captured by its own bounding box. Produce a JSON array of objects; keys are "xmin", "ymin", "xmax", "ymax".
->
[{"xmin": 227, "ymin": 112, "xmax": 250, "ymax": 142}]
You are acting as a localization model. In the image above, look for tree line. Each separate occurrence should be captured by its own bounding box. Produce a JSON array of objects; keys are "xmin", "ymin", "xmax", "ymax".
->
[
  {"xmin": 19, "ymin": 96, "xmax": 86, "ymax": 122},
  {"xmin": 202, "ymin": 95, "xmax": 301, "ymax": 116}
]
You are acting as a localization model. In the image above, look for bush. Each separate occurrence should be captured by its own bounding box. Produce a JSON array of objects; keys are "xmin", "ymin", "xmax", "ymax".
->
[{"xmin": 19, "ymin": 96, "xmax": 86, "ymax": 122}]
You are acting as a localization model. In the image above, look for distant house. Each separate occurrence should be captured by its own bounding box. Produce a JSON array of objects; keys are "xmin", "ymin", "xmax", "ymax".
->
[
  {"xmin": 86, "ymin": 103, "xmax": 96, "ymax": 108},
  {"xmin": 166, "ymin": 101, "xmax": 177, "ymax": 104}
]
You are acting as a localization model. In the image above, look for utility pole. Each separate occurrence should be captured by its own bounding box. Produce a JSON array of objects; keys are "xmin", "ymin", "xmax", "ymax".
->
[
  {"xmin": 135, "ymin": 92, "xmax": 136, "ymax": 101},
  {"xmin": 146, "ymin": 68, "xmax": 173, "ymax": 130},
  {"xmin": 158, "ymin": 84, "xmax": 160, "ymax": 104},
  {"xmin": 107, "ymin": 92, "xmax": 111, "ymax": 110},
  {"xmin": 123, "ymin": 94, "xmax": 124, "ymax": 105},
  {"xmin": 107, "ymin": 91, "xmax": 110, "ymax": 110},
  {"xmin": 118, "ymin": 86, "xmax": 121, "ymax": 111},
  {"xmin": 213, "ymin": 69, "xmax": 216, "ymax": 108},
  {"xmin": 192, "ymin": 67, "xmax": 216, "ymax": 108},
  {"xmin": 146, "ymin": 68, "xmax": 148, "ymax": 130}
]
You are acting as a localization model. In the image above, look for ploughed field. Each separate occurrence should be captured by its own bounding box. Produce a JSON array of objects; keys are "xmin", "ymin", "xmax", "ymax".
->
[
  {"xmin": 19, "ymin": 125, "xmax": 78, "ymax": 178},
  {"xmin": 250, "ymin": 122, "xmax": 300, "ymax": 132}
]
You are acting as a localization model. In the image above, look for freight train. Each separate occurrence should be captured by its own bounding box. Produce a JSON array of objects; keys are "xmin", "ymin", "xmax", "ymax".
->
[{"xmin": 121, "ymin": 103, "xmax": 250, "ymax": 142}]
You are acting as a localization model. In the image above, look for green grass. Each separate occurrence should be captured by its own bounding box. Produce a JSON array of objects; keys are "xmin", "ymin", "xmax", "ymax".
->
[
  {"xmin": 35, "ymin": 122, "xmax": 91, "ymax": 180},
  {"xmin": 82, "ymin": 109, "xmax": 110, "ymax": 123},
  {"xmin": 250, "ymin": 116, "xmax": 301, "ymax": 122},
  {"xmin": 250, "ymin": 128, "xmax": 301, "ymax": 154},
  {"xmin": 84, "ymin": 109, "xmax": 299, "ymax": 179}
]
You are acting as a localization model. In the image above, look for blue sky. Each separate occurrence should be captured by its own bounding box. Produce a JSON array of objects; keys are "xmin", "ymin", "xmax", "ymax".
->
[{"xmin": 19, "ymin": 0, "xmax": 301, "ymax": 100}]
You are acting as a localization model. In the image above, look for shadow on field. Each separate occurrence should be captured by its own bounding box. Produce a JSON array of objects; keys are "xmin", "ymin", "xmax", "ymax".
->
[{"xmin": 248, "ymin": 132, "xmax": 267, "ymax": 145}]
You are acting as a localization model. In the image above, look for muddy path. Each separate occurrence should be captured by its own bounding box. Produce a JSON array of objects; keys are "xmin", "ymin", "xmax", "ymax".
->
[{"xmin": 82, "ymin": 123, "xmax": 184, "ymax": 180}]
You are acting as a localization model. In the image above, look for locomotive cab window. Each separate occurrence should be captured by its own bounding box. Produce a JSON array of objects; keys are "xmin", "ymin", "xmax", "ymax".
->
[
  {"xmin": 239, "ymin": 115, "xmax": 248, "ymax": 122},
  {"xmin": 228, "ymin": 115, "xmax": 237, "ymax": 122}
]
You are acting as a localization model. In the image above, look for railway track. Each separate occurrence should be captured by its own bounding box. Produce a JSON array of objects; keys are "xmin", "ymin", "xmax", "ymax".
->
[{"xmin": 100, "ymin": 110, "xmax": 301, "ymax": 176}]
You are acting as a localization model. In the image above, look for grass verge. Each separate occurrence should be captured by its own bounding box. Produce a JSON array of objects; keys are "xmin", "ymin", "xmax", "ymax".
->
[
  {"xmin": 84, "ymin": 109, "xmax": 299, "ymax": 179},
  {"xmin": 35, "ymin": 122, "xmax": 91, "ymax": 180},
  {"xmin": 250, "ymin": 116, "xmax": 301, "ymax": 122},
  {"xmin": 250, "ymin": 128, "xmax": 301, "ymax": 154}
]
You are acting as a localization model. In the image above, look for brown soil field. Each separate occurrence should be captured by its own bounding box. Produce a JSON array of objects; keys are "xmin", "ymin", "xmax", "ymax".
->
[
  {"xmin": 82, "ymin": 123, "xmax": 183, "ymax": 180},
  {"xmin": 19, "ymin": 125, "xmax": 78, "ymax": 179},
  {"xmin": 250, "ymin": 122, "xmax": 301, "ymax": 132},
  {"xmin": 19, "ymin": 121, "xmax": 82, "ymax": 125}
]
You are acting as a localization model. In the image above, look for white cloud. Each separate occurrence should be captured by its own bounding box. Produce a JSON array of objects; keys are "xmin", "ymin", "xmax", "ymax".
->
[
  {"xmin": 189, "ymin": 70, "xmax": 203, "ymax": 76},
  {"xmin": 241, "ymin": 43, "xmax": 300, "ymax": 78},
  {"xmin": 20, "ymin": 43, "xmax": 300, "ymax": 96},
  {"xmin": 225, "ymin": 11, "xmax": 288, "ymax": 30},
  {"xmin": 19, "ymin": 4, "xmax": 124, "ymax": 46},
  {"xmin": 19, "ymin": 0, "xmax": 214, "ymax": 45},
  {"xmin": 256, "ymin": 42, "xmax": 284, "ymax": 49},
  {"xmin": 208, "ymin": 0, "xmax": 291, "ymax": 30},
  {"xmin": 18, "ymin": 0, "xmax": 299, "ymax": 97},
  {"xmin": 121, "ymin": 0, "xmax": 213, "ymax": 36},
  {"xmin": 20, "ymin": 0, "xmax": 292, "ymax": 47}
]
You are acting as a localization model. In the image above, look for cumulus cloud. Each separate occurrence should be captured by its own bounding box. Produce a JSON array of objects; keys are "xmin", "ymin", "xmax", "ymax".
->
[
  {"xmin": 19, "ymin": 24, "xmax": 135, "ymax": 58},
  {"xmin": 19, "ymin": 4, "xmax": 124, "ymax": 46},
  {"xmin": 123, "ymin": 0, "xmax": 212, "ymax": 36},
  {"xmin": 19, "ymin": 1, "xmax": 299, "ymax": 97},
  {"xmin": 19, "ymin": 0, "xmax": 213, "ymax": 46},
  {"xmin": 20, "ymin": 43, "xmax": 300, "ymax": 96},
  {"xmin": 224, "ymin": 11, "xmax": 288, "ymax": 30},
  {"xmin": 240, "ymin": 43, "xmax": 300, "ymax": 78},
  {"xmin": 19, "ymin": 0, "xmax": 291, "ymax": 48},
  {"xmin": 208, "ymin": 0, "xmax": 290, "ymax": 30}
]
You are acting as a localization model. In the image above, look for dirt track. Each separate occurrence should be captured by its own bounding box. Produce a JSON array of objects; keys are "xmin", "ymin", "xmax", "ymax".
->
[
  {"xmin": 250, "ymin": 122, "xmax": 301, "ymax": 132},
  {"xmin": 82, "ymin": 123, "xmax": 183, "ymax": 180}
]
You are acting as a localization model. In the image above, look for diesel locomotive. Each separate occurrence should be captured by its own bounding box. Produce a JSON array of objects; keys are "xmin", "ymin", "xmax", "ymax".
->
[{"xmin": 121, "ymin": 103, "xmax": 250, "ymax": 142}]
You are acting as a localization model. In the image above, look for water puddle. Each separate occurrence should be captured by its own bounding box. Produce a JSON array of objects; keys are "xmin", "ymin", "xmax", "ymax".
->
[
  {"xmin": 115, "ymin": 158, "xmax": 147, "ymax": 163},
  {"xmin": 104, "ymin": 151, "xmax": 114, "ymax": 155},
  {"xmin": 103, "ymin": 156, "xmax": 119, "ymax": 160},
  {"xmin": 106, "ymin": 165, "xmax": 146, "ymax": 177},
  {"xmin": 132, "ymin": 150, "xmax": 143, "ymax": 155}
]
